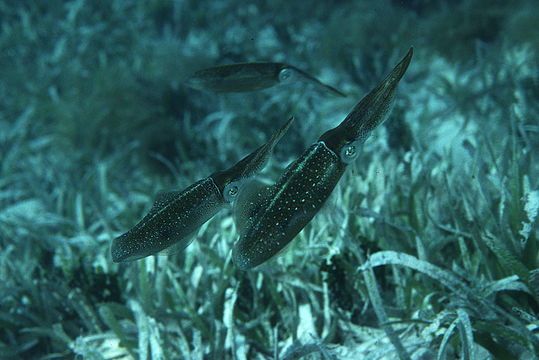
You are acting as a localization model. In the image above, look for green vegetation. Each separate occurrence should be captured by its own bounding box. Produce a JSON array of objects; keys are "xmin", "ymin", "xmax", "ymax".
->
[{"xmin": 0, "ymin": 0, "xmax": 537, "ymax": 359}]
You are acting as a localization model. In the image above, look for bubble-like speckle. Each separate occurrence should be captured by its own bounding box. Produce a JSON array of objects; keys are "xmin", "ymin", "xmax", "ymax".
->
[{"xmin": 233, "ymin": 142, "xmax": 346, "ymax": 269}]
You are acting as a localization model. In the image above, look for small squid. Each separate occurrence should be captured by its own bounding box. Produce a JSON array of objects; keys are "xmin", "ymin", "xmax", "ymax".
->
[
  {"xmin": 111, "ymin": 116, "xmax": 294, "ymax": 262},
  {"xmin": 232, "ymin": 48, "xmax": 413, "ymax": 270},
  {"xmin": 184, "ymin": 62, "xmax": 346, "ymax": 97}
]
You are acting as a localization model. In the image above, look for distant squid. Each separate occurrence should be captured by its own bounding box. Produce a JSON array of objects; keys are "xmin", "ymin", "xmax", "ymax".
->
[
  {"xmin": 111, "ymin": 117, "xmax": 294, "ymax": 262},
  {"xmin": 232, "ymin": 48, "xmax": 413, "ymax": 270},
  {"xmin": 183, "ymin": 62, "xmax": 347, "ymax": 97}
]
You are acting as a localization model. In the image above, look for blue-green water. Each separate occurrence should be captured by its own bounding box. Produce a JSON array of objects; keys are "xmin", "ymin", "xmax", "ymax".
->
[{"xmin": 0, "ymin": 1, "xmax": 537, "ymax": 359}]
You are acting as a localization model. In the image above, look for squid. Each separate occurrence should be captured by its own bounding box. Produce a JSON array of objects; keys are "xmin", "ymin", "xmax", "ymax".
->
[
  {"xmin": 183, "ymin": 62, "xmax": 346, "ymax": 97},
  {"xmin": 111, "ymin": 116, "xmax": 294, "ymax": 262},
  {"xmin": 232, "ymin": 48, "xmax": 413, "ymax": 270}
]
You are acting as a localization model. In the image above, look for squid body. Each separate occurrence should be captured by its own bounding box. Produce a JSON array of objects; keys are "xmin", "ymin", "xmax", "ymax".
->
[
  {"xmin": 232, "ymin": 48, "xmax": 413, "ymax": 270},
  {"xmin": 184, "ymin": 62, "xmax": 346, "ymax": 97},
  {"xmin": 111, "ymin": 117, "xmax": 294, "ymax": 262}
]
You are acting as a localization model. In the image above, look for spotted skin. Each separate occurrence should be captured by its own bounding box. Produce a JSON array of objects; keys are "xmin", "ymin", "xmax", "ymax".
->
[
  {"xmin": 233, "ymin": 48, "xmax": 413, "ymax": 270},
  {"xmin": 111, "ymin": 117, "xmax": 294, "ymax": 262},
  {"xmin": 111, "ymin": 178, "xmax": 222, "ymax": 262},
  {"xmin": 233, "ymin": 143, "xmax": 345, "ymax": 270}
]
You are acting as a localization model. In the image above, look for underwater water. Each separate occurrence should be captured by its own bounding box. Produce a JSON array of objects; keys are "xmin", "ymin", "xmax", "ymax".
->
[{"xmin": 0, "ymin": 0, "xmax": 538, "ymax": 359}]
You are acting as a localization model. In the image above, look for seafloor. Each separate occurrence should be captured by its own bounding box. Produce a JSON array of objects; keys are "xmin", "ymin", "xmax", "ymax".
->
[{"xmin": 0, "ymin": 0, "xmax": 538, "ymax": 359}]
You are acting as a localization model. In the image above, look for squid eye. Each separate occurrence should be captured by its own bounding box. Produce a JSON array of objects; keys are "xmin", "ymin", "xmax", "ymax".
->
[
  {"xmin": 223, "ymin": 180, "xmax": 242, "ymax": 202},
  {"xmin": 278, "ymin": 68, "xmax": 293, "ymax": 82},
  {"xmin": 339, "ymin": 140, "xmax": 361, "ymax": 164}
]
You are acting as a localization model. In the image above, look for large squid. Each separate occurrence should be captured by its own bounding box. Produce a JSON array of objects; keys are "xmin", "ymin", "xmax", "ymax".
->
[
  {"xmin": 111, "ymin": 116, "xmax": 294, "ymax": 262},
  {"xmin": 232, "ymin": 48, "xmax": 413, "ymax": 270}
]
